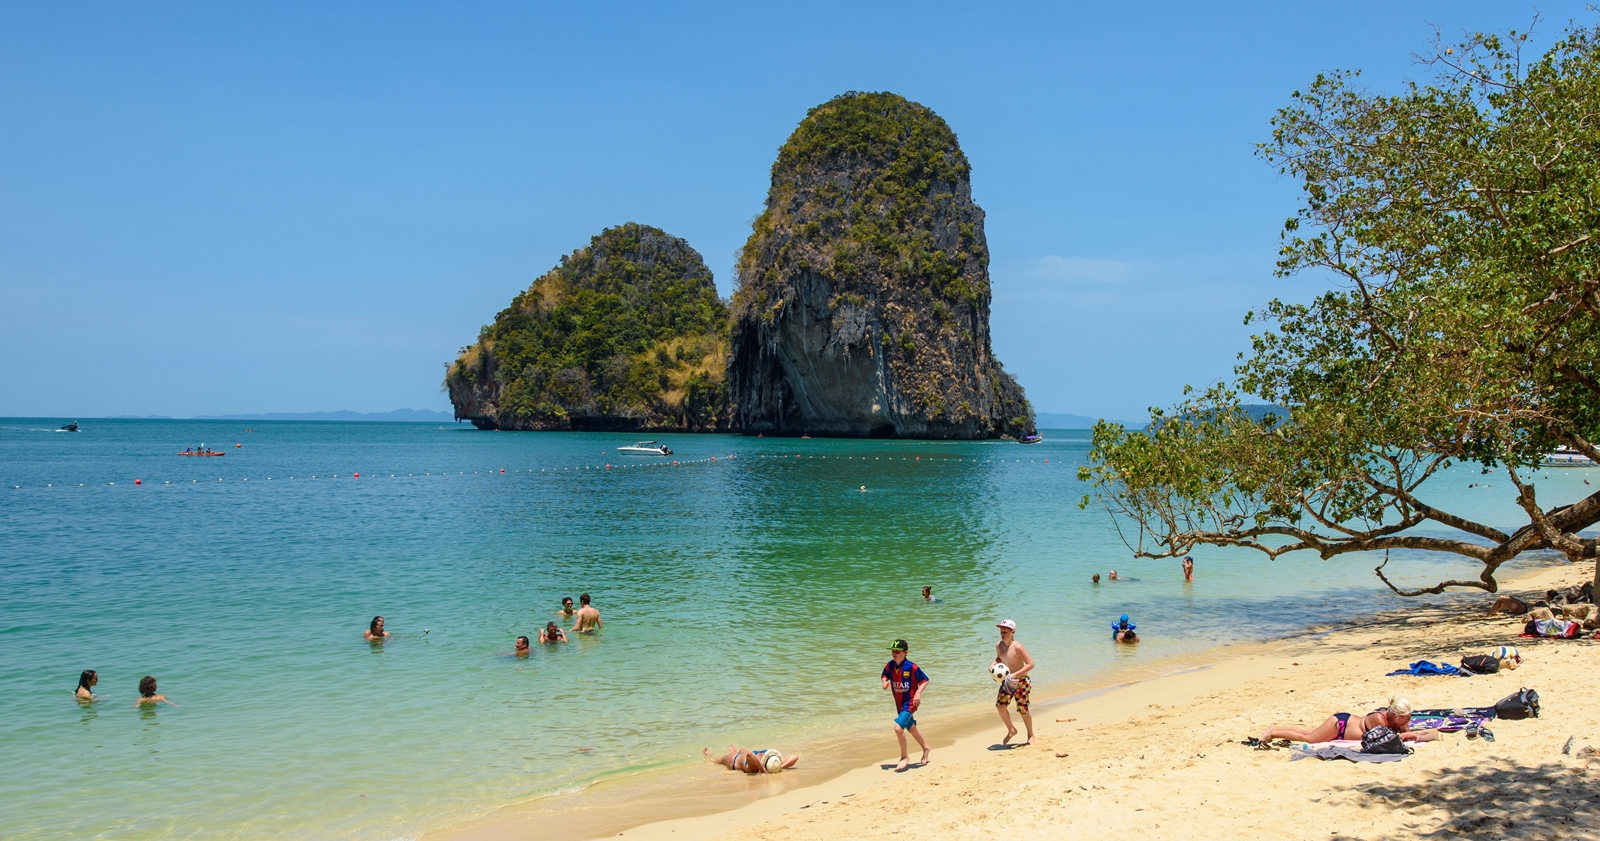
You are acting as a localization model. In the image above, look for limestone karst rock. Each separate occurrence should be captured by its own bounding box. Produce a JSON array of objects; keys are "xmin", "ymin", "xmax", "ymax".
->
[
  {"xmin": 727, "ymin": 91, "xmax": 1034, "ymax": 438},
  {"xmin": 446, "ymin": 223, "xmax": 730, "ymax": 431}
]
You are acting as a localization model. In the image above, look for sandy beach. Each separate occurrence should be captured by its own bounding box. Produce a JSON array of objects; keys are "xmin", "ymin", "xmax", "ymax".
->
[{"xmin": 557, "ymin": 561, "xmax": 1600, "ymax": 841}]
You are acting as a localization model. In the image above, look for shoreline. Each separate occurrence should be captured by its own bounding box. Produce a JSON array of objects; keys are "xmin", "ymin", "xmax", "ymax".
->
[{"xmin": 431, "ymin": 558, "xmax": 1591, "ymax": 841}]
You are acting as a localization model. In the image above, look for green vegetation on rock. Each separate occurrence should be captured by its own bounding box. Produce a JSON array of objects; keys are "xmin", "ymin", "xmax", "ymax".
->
[{"xmin": 446, "ymin": 223, "xmax": 730, "ymax": 431}]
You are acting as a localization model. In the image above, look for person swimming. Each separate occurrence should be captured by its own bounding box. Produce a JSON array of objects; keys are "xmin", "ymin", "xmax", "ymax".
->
[
  {"xmin": 540, "ymin": 622, "xmax": 569, "ymax": 644},
  {"xmin": 1108, "ymin": 570, "xmax": 1118, "ymax": 580},
  {"xmin": 136, "ymin": 675, "xmax": 172, "ymax": 707},
  {"xmin": 922, "ymin": 586, "xmax": 940, "ymax": 603},
  {"xmin": 557, "ymin": 597, "xmax": 575, "ymax": 619},
  {"xmin": 75, "ymin": 669, "xmax": 98, "ymax": 701},
  {"xmin": 514, "ymin": 636, "xmax": 531, "ymax": 656},
  {"xmin": 1092, "ymin": 574, "xmax": 1101, "ymax": 585},
  {"xmin": 1112, "ymin": 614, "xmax": 1138, "ymax": 642},
  {"xmin": 364, "ymin": 616, "xmax": 393, "ymax": 642}
]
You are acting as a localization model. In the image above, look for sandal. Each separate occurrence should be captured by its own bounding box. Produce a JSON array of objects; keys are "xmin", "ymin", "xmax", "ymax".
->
[{"xmin": 1480, "ymin": 727, "xmax": 1495, "ymax": 742}]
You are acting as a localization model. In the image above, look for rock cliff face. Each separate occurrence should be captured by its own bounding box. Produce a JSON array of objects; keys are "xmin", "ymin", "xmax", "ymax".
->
[
  {"xmin": 446, "ymin": 223, "xmax": 730, "ymax": 431},
  {"xmin": 727, "ymin": 92, "xmax": 1033, "ymax": 438}
]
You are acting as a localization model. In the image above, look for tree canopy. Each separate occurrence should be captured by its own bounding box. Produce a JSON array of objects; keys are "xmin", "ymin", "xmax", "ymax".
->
[{"xmin": 1080, "ymin": 21, "xmax": 1600, "ymax": 595}]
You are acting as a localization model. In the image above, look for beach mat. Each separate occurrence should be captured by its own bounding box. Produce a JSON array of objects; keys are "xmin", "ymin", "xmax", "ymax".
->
[
  {"xmin": 1289, "ymin": 740, "xmax": 1412, "ymax": 763},
  {"xmin": 1411, "ymin": 708, "xmax": 1495, "ymax": 732}
]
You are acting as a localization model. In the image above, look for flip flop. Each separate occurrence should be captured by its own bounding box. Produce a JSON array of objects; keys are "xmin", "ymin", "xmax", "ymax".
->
[{"xmin": 1480, "ymin": 728, "xmax": 1495, "ymax": 742}]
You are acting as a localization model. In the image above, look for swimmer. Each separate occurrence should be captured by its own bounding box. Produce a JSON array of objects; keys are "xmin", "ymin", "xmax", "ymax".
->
[
  {"xmin": 75, "ymin": 669, "xmax": 98, "ymax": 701},
  {"xmin": 514, "ymin": 636, "xmax": 531, "ymax": 656},
  {"xmin": 1092, "ymin": 574, "xmax": 1100, "ymax": 585},
  {"xmin": 922, "ymin": 586, "xmax": 940, "ymax": 603},
  {"xmin": 557, "ymin": 597, "xmax": 575, "ymax": 620},
  {"xmin": 135, "ymin": 675, "xmax": 172, "ymax": 707},
  {"xmin": 1182, "ymin": 556, "xmax": 1194, "ymax": 582},
  {"xmin": 1112, "ymin": 614, "xmax": 1138, "ymax": 643},
  {"xmin": 1108, "ymin": 570, "xmax": 1118, "ymax": 580},
  {"xmin": 364, "ymin": 616, "xmax": 393, "ymax": 642},
  {"xmin": 572, "ymin": 594, "xmax": 602, "ymax": 633},
  {"xmin": 860, "ymin": 485, "xmax": 867, "ymax": 492},
  {"xmin": 704, "ymin": 745, "xmax": 800, "ymax": 774},
  {"xmin": 1260, "ymin": 696, "xmax": 1438, "ymax": 744},
  {"xmin": 539, "ymin": 622, "xmax": 569, "ymax": 644}
]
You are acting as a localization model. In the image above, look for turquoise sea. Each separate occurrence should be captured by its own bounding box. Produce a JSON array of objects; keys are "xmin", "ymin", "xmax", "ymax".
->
[{"xmin": 1, "ymin": 419, "xmax": 1589, "ymax": 840}]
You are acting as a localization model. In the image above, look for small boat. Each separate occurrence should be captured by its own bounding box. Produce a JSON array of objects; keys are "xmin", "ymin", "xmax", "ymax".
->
[
  {"xmin": 616, "ymin": 440, "xmax": 673, "ymax": 456},
  {"xmin": 179, "ymin": 449, "xmax": 225, "ymax": 457},
  {"xmin": 1544, "ymin": 447, "xmax": 1595, "ymax": 467},
  {"xmin": 1019, "ymin": 433, "xmax": 1043, "ymax": 444},
  {"xmin": 59, "ymin": 422, "xmax": 79, "ymax": 432}
]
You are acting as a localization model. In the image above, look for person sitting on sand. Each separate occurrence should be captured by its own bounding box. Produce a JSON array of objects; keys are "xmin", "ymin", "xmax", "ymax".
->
[
  {"xmin": 75, "ymin": 669, "xmax": 98, "ymax": 701},
  {"xmin": 136, "ymin": 676, "xmax": 172, "ymax": 707},
  {"xmin": 1259, "ymin": 696, "xmax": 1438, "ymax": 744},
  {"xmin": 539, "ymin": 622, "xmax": 568, "ymax": 644},
  {"xmin": 703, "ymin": 745, "xmax": 800, "ymax": 774},
  {"xmin": 1112, "ymin": 614, "xmax": 1138, "ymax": 643},
  {"xmin": 1487, "ymin": 594, "xmax": 1530, "ymax": 616},
  {"xmin": 514, "ymin": 636, "xmax": 530, "ymax": 656},
  {"xmin": 364, "ymin": 616, "xmax": 392, "ymax": 642},
  {"xmin": 572, "ymin": 594, "xmax": 602, "ymax": 633}
]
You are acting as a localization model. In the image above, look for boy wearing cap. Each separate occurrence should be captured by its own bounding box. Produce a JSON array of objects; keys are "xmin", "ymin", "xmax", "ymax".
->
[
  {"xmin": 881, "ymin": 639, "xmax": 931, "ymax": 771},
  {"xmin": 994, "ymin": 620, "xmax": 1035, "ymax": 746},
  {"xmin": 1113, "ymin": 614, "xmax": 1138, "ymax": 643}
]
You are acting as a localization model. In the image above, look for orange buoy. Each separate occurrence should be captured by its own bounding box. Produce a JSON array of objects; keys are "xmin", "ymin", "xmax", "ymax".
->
[
  {"xmin": 134, "ymin": 479, "xmax": 142, "ymax": 485},
  {"xmin": 353, "ymin": 472, "xmax": 360, "ymax": 478},
  {"xmin": 606, "ymin": 464, "xmax": 611, "ymax": 469},
  {"xmin": 500, "ymin": 468, "xmax": 505, "ymax": 473},
  {"xmin": 236, "ymin": 443, "xmax": 242, "ymax": 448},
  {"xmin": 673, "ymin": 461, "xmax": 679, "ymax": 466},
  {"xmin": 916, "ymin": 456, "xmax": 920, "ymax": 461}
]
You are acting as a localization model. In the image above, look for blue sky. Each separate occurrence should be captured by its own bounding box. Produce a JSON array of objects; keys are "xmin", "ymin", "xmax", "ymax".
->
[{"xmin": 1, "ymin": 2, "xmax": 1589, "ymax": 420}]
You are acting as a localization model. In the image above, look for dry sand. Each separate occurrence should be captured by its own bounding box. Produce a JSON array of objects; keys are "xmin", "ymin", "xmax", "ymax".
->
[{"xmin": 607, "ymin": 562, "xmax": 1600, "ymax": 841}]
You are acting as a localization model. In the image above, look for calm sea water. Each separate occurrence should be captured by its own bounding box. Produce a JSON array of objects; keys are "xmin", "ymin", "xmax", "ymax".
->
[{"xmin": 1, "ymin": 419, "xmax": 1587, "ymax": 840}]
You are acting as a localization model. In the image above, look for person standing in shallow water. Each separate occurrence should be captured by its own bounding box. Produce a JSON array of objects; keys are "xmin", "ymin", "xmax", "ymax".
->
[
  {"xmin": 994, "ymin": 620, "xmax": 1035, "ymax": 745},
  {"xmin": 136, "ymin": 676, "xmax": 172, "ymax": 707},
  {"xmin": 557, "ymin": 597, "xmax": 575, "ymax": 621},
  {"xmin": 572, "ymin": 594, "xmax": 602, "ymax": 633},
  {"xmin": 1182, "ymin": 556, "xmax": 1194, "ymax": 582},
  {"xmin": 75, "ymin": 670, "xmax": 98, "ymax": 701}
]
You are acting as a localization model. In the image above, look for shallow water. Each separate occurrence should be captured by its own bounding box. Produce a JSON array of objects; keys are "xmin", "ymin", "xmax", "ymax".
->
[{"xmin": 0, "ymin": 419, "xmax": 1589, "ymax": 840}]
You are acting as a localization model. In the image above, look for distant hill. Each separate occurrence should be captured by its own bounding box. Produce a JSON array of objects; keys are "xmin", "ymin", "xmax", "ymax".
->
[
  {"xmin": 192, "ymin": 409, "xmax": 455, "ymax": 423},
  {"xmin": 1035, "ymin": 412, "xmax": 1126, "ymax": 429}
]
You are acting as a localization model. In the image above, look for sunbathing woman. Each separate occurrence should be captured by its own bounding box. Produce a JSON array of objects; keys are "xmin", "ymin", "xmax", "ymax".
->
[
  {"xmin": 703, "ymin": 744, "xmax": 801, "ymax": 774},
  {"xmin": 1260, "ymin": 696, "xmax": 1437, "ymax": 743}
]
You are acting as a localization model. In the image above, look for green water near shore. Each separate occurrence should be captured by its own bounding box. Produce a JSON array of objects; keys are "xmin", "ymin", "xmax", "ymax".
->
[{"xmin": 1, "ymin": 419, "xmax": 1588, "ymax": 840}]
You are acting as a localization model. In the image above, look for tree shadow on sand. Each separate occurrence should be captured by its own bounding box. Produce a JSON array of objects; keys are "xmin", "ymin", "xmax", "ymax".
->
[{"xmin": 1335, "ymin": 758, "xmax": 1597, "ymax": 839}]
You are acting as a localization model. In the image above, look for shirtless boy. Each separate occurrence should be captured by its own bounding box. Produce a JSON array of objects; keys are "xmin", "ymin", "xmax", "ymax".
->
[
  {"xmin": 572, "ymin": 593, "xmax": 602, "ymax": 633},
  {"xmin": 993, "ymin": 620, "xmax": 1035, "ymax": 745}
]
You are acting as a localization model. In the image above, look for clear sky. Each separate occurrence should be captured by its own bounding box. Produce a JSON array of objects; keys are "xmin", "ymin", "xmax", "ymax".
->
[{"xmin": 1, "ymin": 2, "xmax": 1589, "ymax": 420}]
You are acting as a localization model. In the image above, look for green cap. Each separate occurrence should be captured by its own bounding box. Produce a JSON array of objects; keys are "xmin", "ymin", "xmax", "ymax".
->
[{"xmin": 888, "ymin": 639, "xmax": 909, "ymax": 651}]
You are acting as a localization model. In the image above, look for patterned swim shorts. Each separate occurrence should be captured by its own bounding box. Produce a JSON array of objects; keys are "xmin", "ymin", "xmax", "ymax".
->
[{"xmin": 996, "ymin": 675, "xmax": 1031, "ymax": 714}]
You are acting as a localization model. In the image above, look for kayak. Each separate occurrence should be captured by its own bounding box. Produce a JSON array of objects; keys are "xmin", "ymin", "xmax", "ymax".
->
[{"xmin": 178, "ymin": 452, "xmax": 226, "ymax": 457}]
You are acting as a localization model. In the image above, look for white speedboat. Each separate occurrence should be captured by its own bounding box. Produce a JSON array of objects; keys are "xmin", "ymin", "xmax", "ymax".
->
[
  {"xmin": 1544, "ymin": 447, "xmax": 1595, "ymax": 467},
  {"xmin": 617, "ymin": 440, "xmax": 672, "ymax": 456}
]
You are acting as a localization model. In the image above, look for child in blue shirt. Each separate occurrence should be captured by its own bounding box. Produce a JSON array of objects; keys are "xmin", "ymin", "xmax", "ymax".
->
[{"xmin": 881, "ymin": 639, "xmax": 931, "ymax": 771}]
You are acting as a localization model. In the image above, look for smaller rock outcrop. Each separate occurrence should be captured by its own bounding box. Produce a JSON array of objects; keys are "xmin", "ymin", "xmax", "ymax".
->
[{"xmin": 446, "ymin": 223, "xmax": 730, "ymax": 431}]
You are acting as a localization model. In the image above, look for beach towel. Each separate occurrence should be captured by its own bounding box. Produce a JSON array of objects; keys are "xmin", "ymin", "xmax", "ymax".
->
[
  {"xmin": 1410, "ymin": 708, "xmax": 1495, "ymax": 732},
  {"xmin": 1386, "ymin": 659, "xmax": 1467, "ymax": 677},
  {"xmin": 1289, "ymin": 740, "xmax": 1412, "ymax": 763},
  {"xmin": 1520, "ymin": 619, "xmax": 1582, "ymax": 639}
]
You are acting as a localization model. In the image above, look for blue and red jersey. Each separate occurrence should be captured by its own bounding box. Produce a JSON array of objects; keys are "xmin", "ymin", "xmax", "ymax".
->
[{"xmin": 882, "ymin": 659, "xmax": 930, "ymax": 712}]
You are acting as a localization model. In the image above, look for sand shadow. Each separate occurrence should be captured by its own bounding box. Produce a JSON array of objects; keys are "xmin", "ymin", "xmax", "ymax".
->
[
  {"xmin": 1342, "ymin": 757, "xmax": 1596, "ymax": 837},
  {"xmin": 879, "ymin": 761, "xmax": 928, "ymax": 772}
]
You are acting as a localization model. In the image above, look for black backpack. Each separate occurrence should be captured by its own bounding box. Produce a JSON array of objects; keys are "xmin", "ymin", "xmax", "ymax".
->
[
  {"xmin": 1361, "ymin": 725, "xmax": 1408, "ymax": 754},
  {"xmin": 1493, "ymin": 687, "xmax": 1540, "ymax": 719},
  {"xmin": 1460, "ymin": 654, "xmax": 1500, "ymax": 674}
]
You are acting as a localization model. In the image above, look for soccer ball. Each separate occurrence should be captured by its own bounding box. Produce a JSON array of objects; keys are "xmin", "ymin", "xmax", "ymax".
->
[
  {"xmin": 763, "ymin": 752, "xmax": 784, "ymax": 773},
  {"xmin": 989, "ymin": 662, "xmax": 1011, "ymax": 682}
]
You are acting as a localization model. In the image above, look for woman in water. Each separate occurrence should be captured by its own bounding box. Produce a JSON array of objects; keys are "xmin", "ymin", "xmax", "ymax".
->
[
  {"xmin": 1260, "ymin": 696, "xmax": 1437, "ymax": 743},
  {"xmin": 539, "ymin": 622, "xmax": 569, "ymax": 644},
  {"xmin": 703, "ymin": 744, "xmax": 800, "ymax": 774},
  {"xmin": 75, "ymin": 669, "xmax": 98, "ymax": 701},
  {"xmin": 136, "ymin": 676, "xmax": 172, "ymax": 707},
  {"xmin": 364, "ymin": 616, "xmax": 392, "ymax": 642}
]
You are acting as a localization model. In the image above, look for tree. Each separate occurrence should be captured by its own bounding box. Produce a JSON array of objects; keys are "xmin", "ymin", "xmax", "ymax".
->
[{"xmin": 1079, "ymin": 20, "xmax": 1600, "ymax": 596}]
